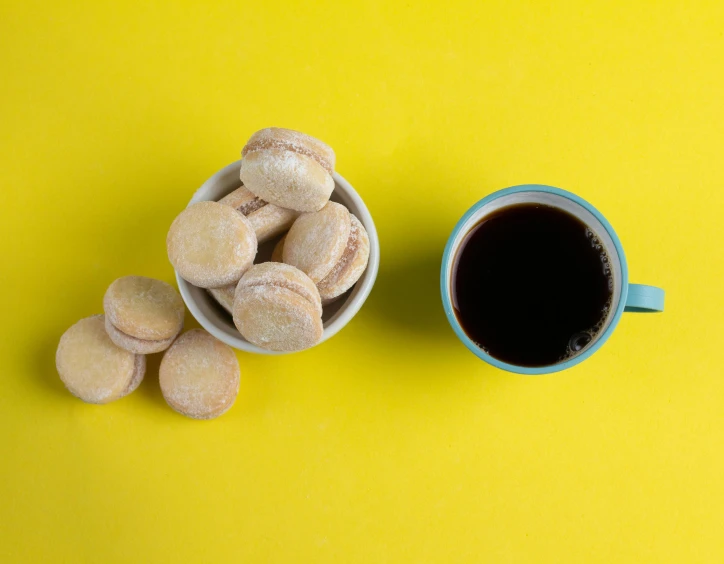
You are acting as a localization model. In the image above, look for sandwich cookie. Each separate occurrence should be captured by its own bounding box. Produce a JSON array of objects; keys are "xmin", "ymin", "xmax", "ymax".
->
[
  {"xmin": 56, "ymin": 315, "xmax": 145, "ymax": 404},
  {"xmin": 219, "ymin": 185, "xmax": 299, "ymax": 244},
  {"xmin": 240, "ymin": 127, "xmax": 335, "ymax": 212},
  {"xmin": 159, "ymin": 329, "xmax": 240, "ymax": 420},
  {"xmin": 103, "ymin": 275, "xmax": 184, "ymax": 354},
  {"xmin": 233, "ymin": 263, "xmax": 323, "ymax": 352},
  {"xmin": 167, "ymin": 201, "xmax": 257, "ymax": 288},
  {"xmin": 283, "ymin": 202, "xmax": 370, "ymax": 301}
]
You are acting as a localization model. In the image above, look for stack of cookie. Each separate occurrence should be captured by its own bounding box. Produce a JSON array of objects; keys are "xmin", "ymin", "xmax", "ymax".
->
[
  {"xmin": 55, "ymin": 275, "xmax": 240, "ymax": 419},
  {"xmin": 167, "ymin": 127, "xmax": 370, "ymax": 352}
]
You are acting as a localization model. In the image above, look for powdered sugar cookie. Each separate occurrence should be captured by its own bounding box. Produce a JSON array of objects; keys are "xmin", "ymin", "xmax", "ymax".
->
[
  {"xmin": 219, "ymin": 185, "xmax": 299, "ymax": 243},
  {"xmin": 56, "ymin": 315, "xmax": 145, "ymax": 404},
  {"xmin": 282, "ymin": 202, "xmax": 351, "ymax": 283},
  {"xmin": 240, "ymin": 128, "xmax": 335, "ymax": 212},
  {"xmin": 167, "ymin": 201, "xmax": 257, "ymax": 288},
  {"xmin": 233, "ymin": 263, "xmax": 323, "ymax": 352},
  {"xmin": 317, "ymin": 214, "xmax": 370, "ymax": 301},
  {"xmin": 103, "ymin": 275, "xmax": 184, "ymax": 353},
  {"xmin": 159, "ymin": 329, "xmax": 240, "ymax": 420}
]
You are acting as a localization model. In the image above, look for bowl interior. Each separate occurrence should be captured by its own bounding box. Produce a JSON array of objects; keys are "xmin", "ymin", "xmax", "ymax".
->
[{"xmin": 176, "ymin": 161, "xmax": 379, "ymax": 354}]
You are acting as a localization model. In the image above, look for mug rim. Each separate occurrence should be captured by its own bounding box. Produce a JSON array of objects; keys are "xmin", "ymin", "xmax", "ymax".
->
[{"xmin": 440, "ymin": 184, "xmax": 629, "ymax": 375}]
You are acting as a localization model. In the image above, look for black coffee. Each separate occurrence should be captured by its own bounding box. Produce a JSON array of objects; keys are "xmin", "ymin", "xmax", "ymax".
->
[{"xmin": 452, "ymin": 203, "xmax": 613, "ymax": 367}]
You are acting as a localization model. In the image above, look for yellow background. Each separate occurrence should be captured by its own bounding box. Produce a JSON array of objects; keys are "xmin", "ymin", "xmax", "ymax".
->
[{"xmin": 1, "ymin": 1, "xmax": 723, "ymax": 562}]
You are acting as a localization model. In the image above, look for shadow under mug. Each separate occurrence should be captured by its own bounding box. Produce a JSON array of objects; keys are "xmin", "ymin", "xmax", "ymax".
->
[{"xmin": 440, "ymin": 185, "xmax": 665, "ymax": 375}]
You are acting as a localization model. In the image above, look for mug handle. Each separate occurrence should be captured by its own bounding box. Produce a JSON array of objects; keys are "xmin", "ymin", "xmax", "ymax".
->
[{"xmin": 625, "ymin": 284, "xmax": 665, "ymax": 313}]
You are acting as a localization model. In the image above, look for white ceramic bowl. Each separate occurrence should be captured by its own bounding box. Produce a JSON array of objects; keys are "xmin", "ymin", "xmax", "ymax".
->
[{"xmin": 175, "ymin": 160, "xmax": 380, "ymax": 354}]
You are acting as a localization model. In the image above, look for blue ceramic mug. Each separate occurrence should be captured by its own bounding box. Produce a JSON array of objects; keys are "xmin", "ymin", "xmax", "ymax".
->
[{"xmin": 440, "ymin": 185, "xmax": 665, "ymax": 375}]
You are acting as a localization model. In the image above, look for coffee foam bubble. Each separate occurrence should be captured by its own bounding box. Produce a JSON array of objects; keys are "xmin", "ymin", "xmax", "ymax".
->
[
  {"xmin": 557, "ymin": 228, "xmax": 615, "ymax": 362},
  {"xmin": 559, "ymin": 292, "xmax": 614, "ymax": 362}
]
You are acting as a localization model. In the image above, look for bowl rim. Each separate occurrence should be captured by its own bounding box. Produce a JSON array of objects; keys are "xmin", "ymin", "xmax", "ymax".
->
[{"xmin": 175, "ymin": 160, "xmax": 380, "ymax": 354}]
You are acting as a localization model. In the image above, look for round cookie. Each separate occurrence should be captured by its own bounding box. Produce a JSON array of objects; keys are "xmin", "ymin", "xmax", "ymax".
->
[
  {"xmin": 207, "ymin": 284, "xmax": 236, "ymax": 315},
  {"xmin": 167, "ymin": 201, "xmax": 257, "ymax": 288},
  {"xmin": 103, "ymin": 275, "xmax": 184, "ymax": 353},
  {"xmin": 219, "ymin": 185, "xmax": 299, "ymax": 243},
  {"xmin": 317, "ymin": 214, "xmax": 370, "ymax": 301},
  {"xmin": 239, "ymin": 127, "xmax": 336, "ymax": 213},
  {"xmin": 282, "ymin": 202, "xmax": 351, "ymax": 283},
  {"xmin": 159, "ymin": 329, "xmax": 240, "ymax": 420},
  {"xmin": 233, "ymin": 263, "xmax": 323, "ymax": 352},
  {"xmin": 56, "ymin": 315, "xmax": 146, "ymax": 404}
]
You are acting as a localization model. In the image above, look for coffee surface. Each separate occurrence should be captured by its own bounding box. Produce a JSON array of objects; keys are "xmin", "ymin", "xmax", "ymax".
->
[{"xmin": 452, "ymin": 204, "xmax": 613, "ymax": 367}]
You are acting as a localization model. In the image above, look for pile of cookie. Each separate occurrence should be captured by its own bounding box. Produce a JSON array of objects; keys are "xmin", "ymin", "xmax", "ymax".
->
[
  {"xmin": 56, "ymin": 276, "xmax": 240, "ymax": 419},
  {"xmin": 55, "ymin": 128, "xmax": 368, "ymax": 419},
  {"xmin": 167, "ymin": 127, "xmax": 370, "ymax": 352}
]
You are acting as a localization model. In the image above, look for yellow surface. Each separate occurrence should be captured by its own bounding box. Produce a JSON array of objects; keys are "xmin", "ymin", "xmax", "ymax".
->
[{"xmin": 1, "ymin": 1, "xmax": 723, "ymax": 562}]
